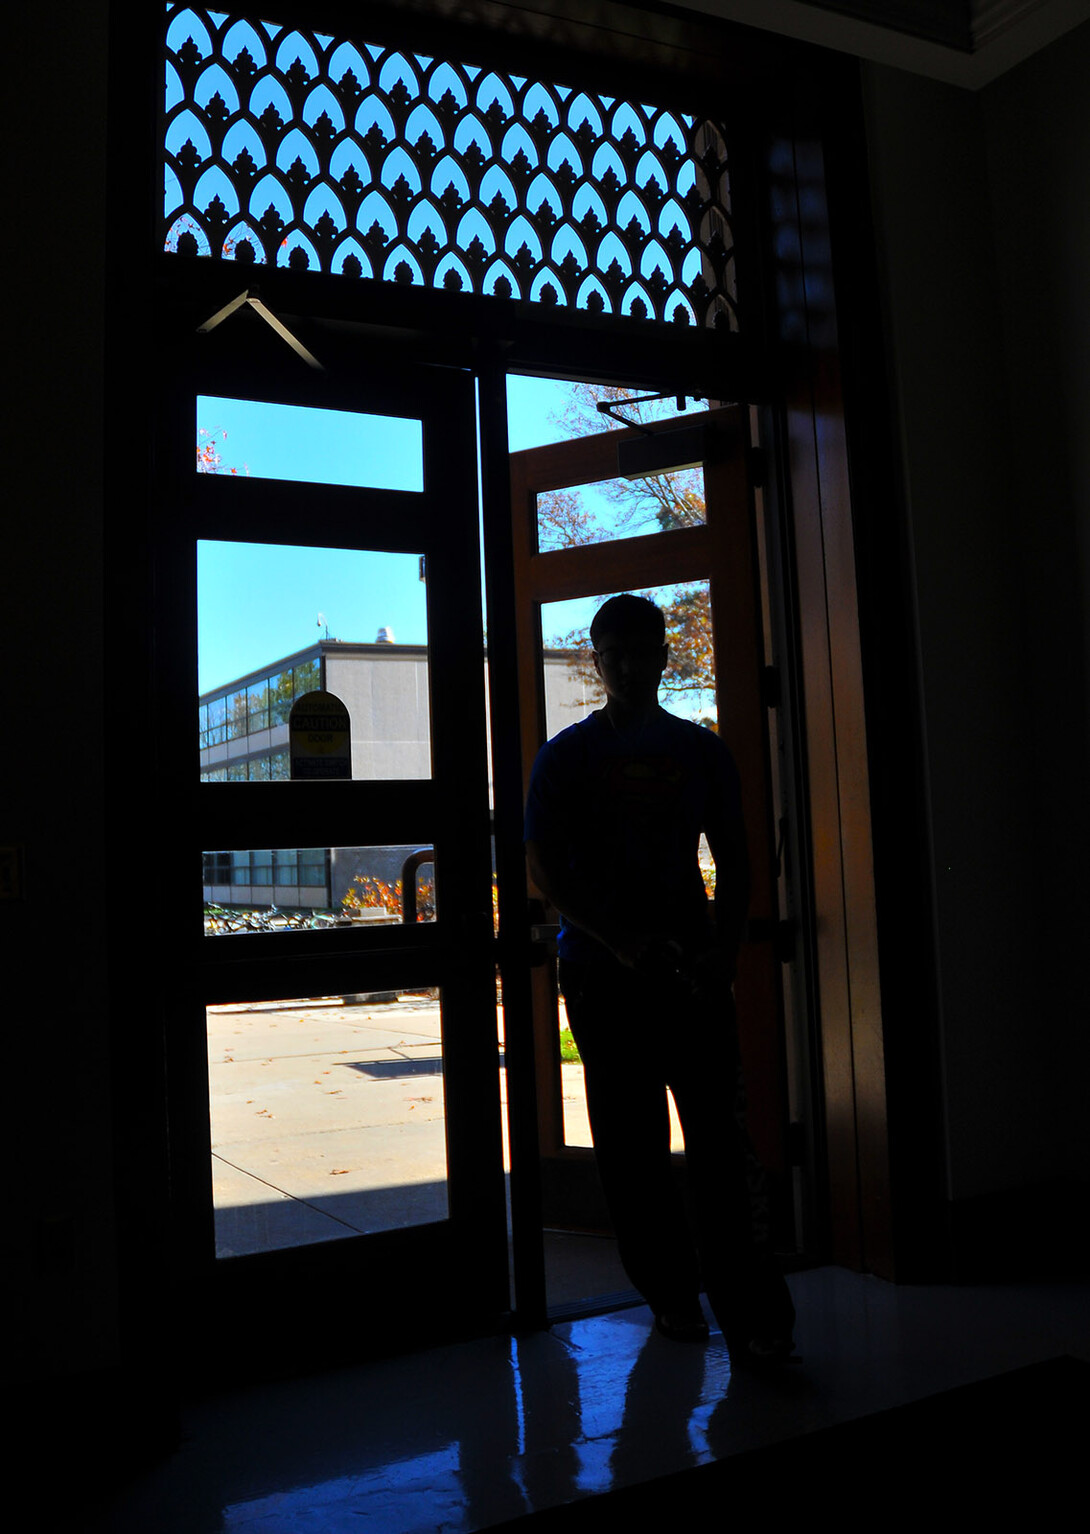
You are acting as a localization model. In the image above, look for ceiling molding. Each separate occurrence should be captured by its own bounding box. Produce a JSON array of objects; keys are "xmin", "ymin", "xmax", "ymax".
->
[{"xmin": 668, "ymin": 0, "xmax": 1090, "ymax": 84}]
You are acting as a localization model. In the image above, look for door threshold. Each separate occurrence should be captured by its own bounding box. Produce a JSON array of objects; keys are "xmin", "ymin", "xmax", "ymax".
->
[{"xmin": 547, "ymin": 1289, "xmax": 646, "ymax": 1325}]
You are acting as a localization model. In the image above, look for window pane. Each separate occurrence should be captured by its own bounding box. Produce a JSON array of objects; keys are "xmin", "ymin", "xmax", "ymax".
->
[
  {"xmin": 506, "ymin": 377, "xmax": 712, "ymax": 552},
  {"xmin": 167, "ymin": 27, "xmax": 737, "ymax": 331},
  {"xmin": 206, "ymin": 696, "xmax": 226, "ymax": 746},
  {"xmin": 247, "ymin": 681, "xmax": 269, "ymax": 731},
  {"xmin": 540, "ymin": 579, "xmax": 717, "ymax": 738},
  {"xmin": 203, "ymin": 844, "xmax": 437, "ymax": 935},
  {"xmin": 538, "ymin": 576, "xmax": 716, "ymax": 1155},
  {"xmin": 536, "ymin": 467, "xmax": 706, "ymax": 552},
  {"xmin": 196, "ymin": 397, "xmax": 424, "ymax": 492},
  {"xmin": 269, "ymin": 671, "xmax": 294, "ymax": 727},
  {"xmin": 293, "ymin": 659, "xmax": 319, "ymax": 695},
  {"xmin": 225, "ymin": 689, "xmax": 248, "ymax": 741},
  {"xmin": 198, "ymin": 542, "xmax": 432, "ymax": 781},
  {"xmin": 208, "ymin": 988, "xmax": 448, "ymax": 1258}
]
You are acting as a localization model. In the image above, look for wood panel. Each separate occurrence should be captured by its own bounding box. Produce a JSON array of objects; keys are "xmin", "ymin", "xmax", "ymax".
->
[{"xmin": 511, "ymin": 404, "xmax": 793, "ymax": 1223}]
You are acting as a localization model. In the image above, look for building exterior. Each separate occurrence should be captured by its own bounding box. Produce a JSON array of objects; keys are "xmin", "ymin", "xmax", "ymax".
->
[{"xmin": 200, "ymin": 639, "xmax": 599, "ymax": 911}]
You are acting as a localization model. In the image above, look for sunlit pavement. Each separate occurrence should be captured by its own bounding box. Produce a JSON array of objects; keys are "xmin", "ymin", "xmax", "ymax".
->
[
  {"xmin": 208, "ymin": 995, "xmax": 610, "ymax": 1257},
  {"xmin": 210, "ymin": 996, "xmax": 450, "ymax": 1254}
]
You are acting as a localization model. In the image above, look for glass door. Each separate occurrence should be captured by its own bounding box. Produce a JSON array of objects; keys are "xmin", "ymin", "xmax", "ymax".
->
[
  {"xmin": 507, "ymin": 385, "xmax": 795, "ymax": 1305},
  {"xmin": 155, "ymin": 342, "xmax": 506, "ymax": 1377}
]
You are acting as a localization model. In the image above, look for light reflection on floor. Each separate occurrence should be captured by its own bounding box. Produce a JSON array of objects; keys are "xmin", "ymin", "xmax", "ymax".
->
[{"xmin": 94, "ymin": 1269, "xmax": 1090, "ymax": 1534}]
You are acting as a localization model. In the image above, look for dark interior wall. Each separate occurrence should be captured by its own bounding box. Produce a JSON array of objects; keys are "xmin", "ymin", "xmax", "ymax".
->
[
  {"xmin": 860, "ymin": 26, "xmax": 1090, "ymax": 1204},
  {"xmin": 7, "ymin": 2, "xmax": 118, "ymax": 1381},
  {"xmin": 980, "ymin": 24, "xmax": 1090, "ymax": 1188}
]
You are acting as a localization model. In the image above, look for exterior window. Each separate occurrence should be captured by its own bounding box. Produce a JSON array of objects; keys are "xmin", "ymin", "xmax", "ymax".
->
[
  {"xmin": 206, "ymin": 695, "xmax": 226, "ymax": 745},
  {"xmin": 203, "ymin": 850, "xmax": 232, "ymax": 882},
  {"xmin": 247, "ymin": 681, "xmax": 269, "ymax": 731},
  {"xmin": 225, "ymin": 688, "xmax": 248, "ymax": 741},
  {"xmin": 299, "ymin": 851, "xmax": 326, "ymax": 886},
  {"xmin": 293, "ymin": 658, "xmax": 319, "ymax": 696},
  {"xmin": 269, "ymin": 670, "xmax": 294, "ymax": 726}
]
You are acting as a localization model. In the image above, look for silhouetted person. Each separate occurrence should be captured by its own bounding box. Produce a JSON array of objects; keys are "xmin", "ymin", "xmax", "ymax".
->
[{"xmin": 525, "ymin": 594, "xmax": 794, "ymax": 1364}]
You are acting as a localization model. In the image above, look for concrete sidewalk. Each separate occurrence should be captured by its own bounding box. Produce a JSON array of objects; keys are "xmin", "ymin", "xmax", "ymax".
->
[{"xmin": 209, "ymin": 994, "xmax": 647, "ymax": 1259}]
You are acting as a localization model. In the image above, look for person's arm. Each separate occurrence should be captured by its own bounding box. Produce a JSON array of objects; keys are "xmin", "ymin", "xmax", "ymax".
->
[
  {"xmin": 524, "ymin": 730, "xmax": 646, "ymax": 967},
  {"xmin": 526, "ymin": 836, "xmax": 646, "ymax": 967}
]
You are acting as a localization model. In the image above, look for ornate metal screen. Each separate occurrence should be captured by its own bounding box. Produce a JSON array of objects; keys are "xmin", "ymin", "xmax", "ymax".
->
[{"xmin": 164, "ymin": 5, "xmax": 737, "ymax": 330}]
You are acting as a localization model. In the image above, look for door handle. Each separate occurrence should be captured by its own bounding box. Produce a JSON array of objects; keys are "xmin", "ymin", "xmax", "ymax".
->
[
  {"xmin": 746, "ymin": 916, "xmax": 797, "ymax": 962},
  {"xmin": 527, "ymin": 898, "xmax": 559, "ymax": 964}
]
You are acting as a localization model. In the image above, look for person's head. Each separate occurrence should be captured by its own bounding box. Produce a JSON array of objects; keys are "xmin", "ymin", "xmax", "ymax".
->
[
  {"xmin": 590, "ymin": 594, "xmax": 668, "ymax": 712},
  {"xmin": 589, "ymin": 593, "xmax": 666, "ymax": 651}
]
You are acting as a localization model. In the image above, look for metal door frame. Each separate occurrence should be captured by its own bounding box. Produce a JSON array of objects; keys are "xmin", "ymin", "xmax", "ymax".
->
[{"xmin": 151, "ymin": 320, "xmax": 508, "ymax": 1380}]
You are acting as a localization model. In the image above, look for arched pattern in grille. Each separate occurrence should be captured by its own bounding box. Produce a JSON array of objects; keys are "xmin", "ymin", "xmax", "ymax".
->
[{"xmin": 163, "ymin": 6, "xmax": 738, "ymax": 329}]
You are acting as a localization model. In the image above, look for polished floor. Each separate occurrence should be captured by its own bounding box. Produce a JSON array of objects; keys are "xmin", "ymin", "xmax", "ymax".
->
[{"xmin": 93, "ymin": 1264, "xmax": 1089, "ymax": 1533}]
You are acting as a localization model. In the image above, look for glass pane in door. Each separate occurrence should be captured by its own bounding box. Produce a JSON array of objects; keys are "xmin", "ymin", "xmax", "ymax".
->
[
  {"xmin": 506, "ymin": 375, "xmax": 712, "ymax": 452},
  {"xmin": 540, "ymin": 579, "xmax": 716, "ymax": 1155},
  {"xmin": 209, "ymin": 988, "xmax": 448, "ymax": 1258},
  {"xmin": 540, "ymin": 578, "xmax": 717, "ymax": 738},
  {"xmin": 198, "ymin": 542, "xmax": 432, "ymax": 779},
  {"xmin": 535, "ymin": 466, "xmax": 707, "ymax": 552},
  {"xmin": 202, "ymin": 843, "xmax": 437, "ymax": 933},
  {"xmin": 196, "ymin": 395, "xmax": 424, "ymax": 491},
  {"xmin": 506, "ymin": 375, "xmax": 711, "ymax": 549}
]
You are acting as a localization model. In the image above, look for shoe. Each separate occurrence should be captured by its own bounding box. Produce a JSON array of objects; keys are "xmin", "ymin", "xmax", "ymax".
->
[
  {"xmin": 727, "ymin": 1333, "xmax": 796, "ymax": 1370},
  {"xmin": 654, "ymin": 1309, "xmax": 710, "ymax": 1342}
]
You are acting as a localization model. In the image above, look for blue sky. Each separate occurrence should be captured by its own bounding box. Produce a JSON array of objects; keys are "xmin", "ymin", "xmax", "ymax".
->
[
  {"xmin": 197, "ymin": 377, "xmax": 624, "ymax": 691},
  {"xmin": 196, "ymin": 377, "xmax": 708, "ymax": 696}
]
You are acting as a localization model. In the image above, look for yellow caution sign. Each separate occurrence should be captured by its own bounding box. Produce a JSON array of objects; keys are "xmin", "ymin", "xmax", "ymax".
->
[{"xmin": 289, "ymin": 690, "xmax": 351, "ymax": 780}]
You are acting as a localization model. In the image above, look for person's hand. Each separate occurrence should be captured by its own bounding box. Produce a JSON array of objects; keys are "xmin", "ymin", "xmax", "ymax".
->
[
  {"xmin": 688, "ymin": 945, "xmax": 736, "ymax": 1000},
  {"xmin": 631, "ymin": 936, "xmax": 688, "ymax": 985},
  {"xmin": 609, "ymin": 932, "xmax": 679, "ymax": 972},
  {"xmin": 609, "ymin": 932, "xmax": 651, "ymax": 968}
]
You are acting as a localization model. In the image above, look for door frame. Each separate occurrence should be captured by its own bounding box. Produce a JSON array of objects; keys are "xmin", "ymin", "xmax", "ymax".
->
[
  {"xmin": 104, "ymin": 3, "xmax": 926, "ymax": 1406},
  {"xmin": 502, "ymin": 401, "xmax": 797, "ymax": 1260},
  {"xmin": 151, "ymin": 328, "xmax": 509, "ymax": 1380}
]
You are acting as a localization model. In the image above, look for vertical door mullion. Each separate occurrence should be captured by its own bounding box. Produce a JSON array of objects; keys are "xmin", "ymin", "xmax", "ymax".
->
[{"xmin": 479, "ymin": 359, "xmax": 549, "ymax": 1328}]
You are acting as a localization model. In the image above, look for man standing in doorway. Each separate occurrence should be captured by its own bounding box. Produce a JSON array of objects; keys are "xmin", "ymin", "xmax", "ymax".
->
[{"xmin": 525, "ymin": 593, "xmax": 794, "ymax": 1363}]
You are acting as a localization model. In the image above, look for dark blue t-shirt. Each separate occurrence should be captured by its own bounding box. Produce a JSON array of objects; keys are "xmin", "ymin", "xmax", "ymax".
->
[{"xmin": 524, "ymin": 708, "xmax": 743, "ymax": 962}]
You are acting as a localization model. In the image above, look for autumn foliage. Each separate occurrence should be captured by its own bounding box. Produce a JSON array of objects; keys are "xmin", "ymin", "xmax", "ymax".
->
[{"xmin": 342, "ymin": 873, "xmax": 436, "ymax": 922}]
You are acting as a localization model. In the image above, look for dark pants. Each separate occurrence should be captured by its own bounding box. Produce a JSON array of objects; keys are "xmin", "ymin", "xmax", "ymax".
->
[{"xmin": 559, "ymin": 956, "xmax": 794, "ymax": 1344}]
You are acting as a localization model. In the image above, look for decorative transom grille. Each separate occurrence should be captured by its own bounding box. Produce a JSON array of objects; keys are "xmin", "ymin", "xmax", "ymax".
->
[{"xmin": 164, "ymin": 5, "xmax": 737, "ymax": 329}]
